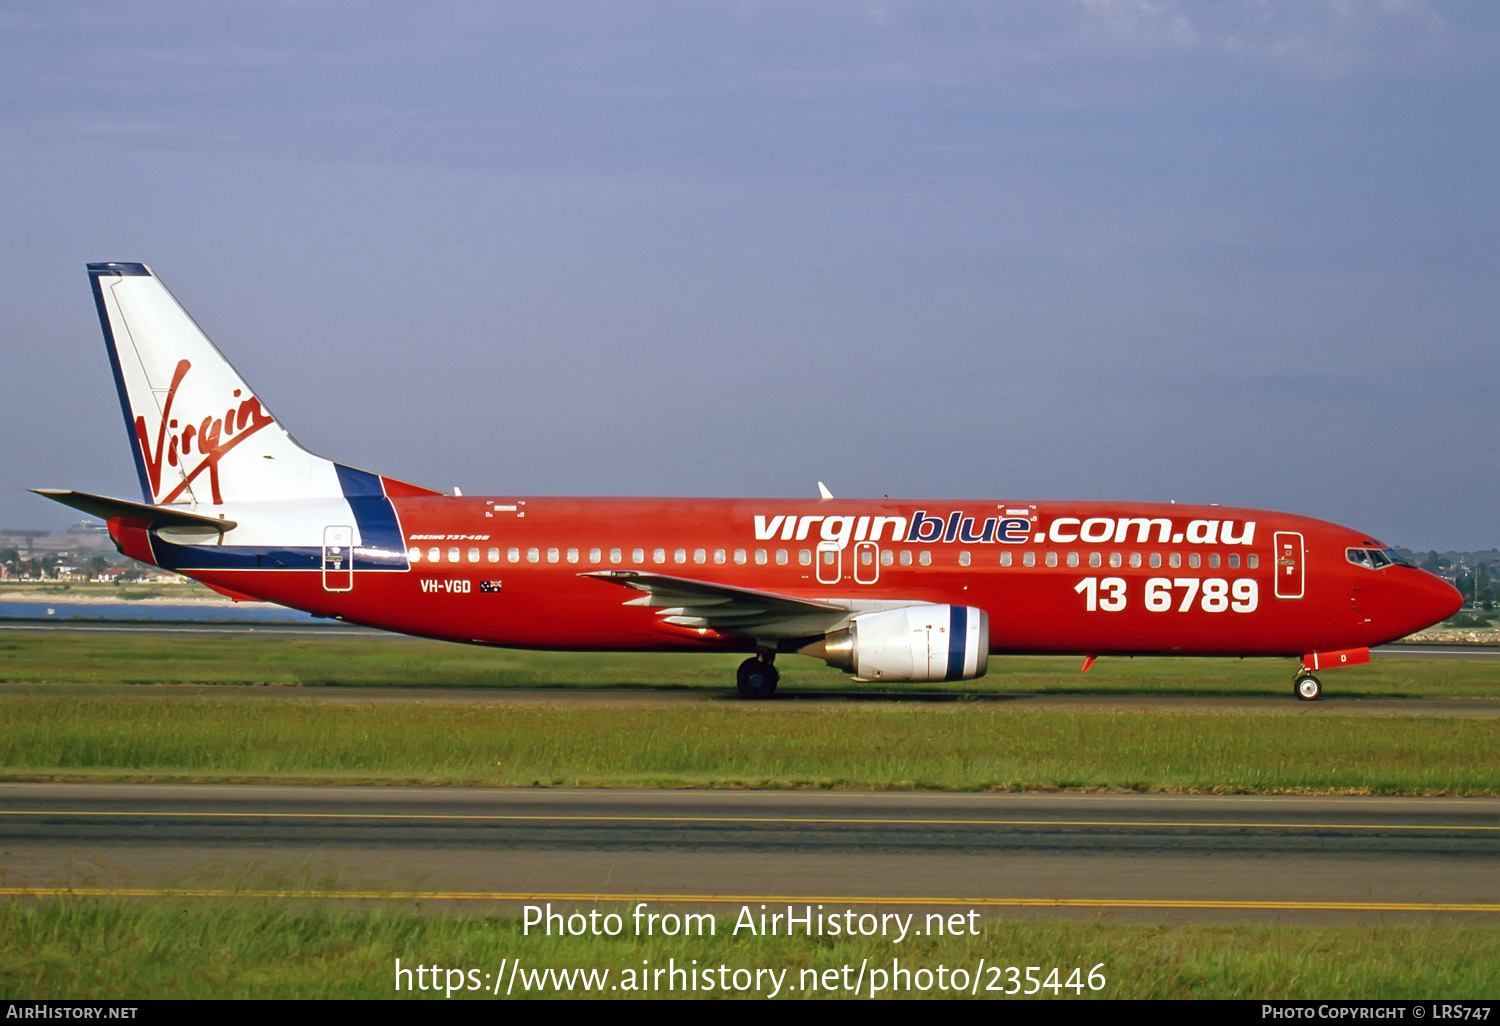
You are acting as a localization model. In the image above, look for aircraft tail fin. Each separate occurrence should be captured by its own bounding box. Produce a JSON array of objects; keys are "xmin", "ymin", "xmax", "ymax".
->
[{"xmin": 87, "ymin": 262, "xmax": 438, "ymax": 506}]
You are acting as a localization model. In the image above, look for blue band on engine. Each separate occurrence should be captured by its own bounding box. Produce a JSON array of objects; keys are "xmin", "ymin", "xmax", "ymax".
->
[{"xmin": 946, "ymin": 605, "xmax": 967, "ymax": 681}]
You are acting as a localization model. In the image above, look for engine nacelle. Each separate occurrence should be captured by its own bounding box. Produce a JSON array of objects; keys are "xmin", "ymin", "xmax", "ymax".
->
[{"xmin": 820, "ymin": 605, "xmax": 989, "ymax": 682}]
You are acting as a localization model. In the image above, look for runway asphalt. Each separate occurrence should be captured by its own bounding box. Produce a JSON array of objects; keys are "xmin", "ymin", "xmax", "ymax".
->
[{"xmin": 2, "ymin": 784, "xmax": 1496, "ymax": 923}]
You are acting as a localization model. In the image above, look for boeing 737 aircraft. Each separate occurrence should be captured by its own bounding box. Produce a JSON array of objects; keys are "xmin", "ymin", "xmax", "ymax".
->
[{"xmin": 35, "ymin": 263, "xmax": 1461, "ymax": 699}]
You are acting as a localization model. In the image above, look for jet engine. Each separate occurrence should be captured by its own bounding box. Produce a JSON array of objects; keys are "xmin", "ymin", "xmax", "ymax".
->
[{"xmin": 817, "ymin": 605, "xmax": 989, "ymax": 682}]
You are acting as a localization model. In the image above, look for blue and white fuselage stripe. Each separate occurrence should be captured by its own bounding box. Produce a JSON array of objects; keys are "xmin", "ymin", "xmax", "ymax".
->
[{"xmin": 148, "ymin": 463, "xmax": 409, "ymax": 573}]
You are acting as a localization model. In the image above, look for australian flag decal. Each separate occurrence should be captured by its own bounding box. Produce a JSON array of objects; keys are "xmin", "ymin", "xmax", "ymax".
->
[{"xmin": 479, "ymin": 580, "xmax": 503, "ymax": 593}]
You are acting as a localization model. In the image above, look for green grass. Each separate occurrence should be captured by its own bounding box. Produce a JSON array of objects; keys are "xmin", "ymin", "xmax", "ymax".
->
[
  {"xmin": 1447, "ymin": 612, "xmax": 1495, "ymax": 628},
  {"xmin": 2, "ymin": 694, "xmax": 1495, "ymax": 792},
  {"xmin": 0, "ymin": 630, "xmax": 1496, "ymax": 696},
  {"xmin": 1, "ymin": 630, "xmax": 1496, "ymax": 792},
  {"xmin": 2, "ymin": 899, "xmax": 1495, "ymax": 999}
]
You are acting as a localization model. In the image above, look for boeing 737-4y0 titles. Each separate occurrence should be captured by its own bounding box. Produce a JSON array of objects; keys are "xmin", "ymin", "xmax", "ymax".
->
[{"xmin": 35, "ymin": 263, "xmax": 1461, "ymax": 699}]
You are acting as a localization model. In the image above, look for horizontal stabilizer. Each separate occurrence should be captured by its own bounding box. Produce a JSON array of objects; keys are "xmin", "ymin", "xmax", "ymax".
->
[{"xmin": 31, "ymin": 489, "xmax": 237, "ymax": 533}]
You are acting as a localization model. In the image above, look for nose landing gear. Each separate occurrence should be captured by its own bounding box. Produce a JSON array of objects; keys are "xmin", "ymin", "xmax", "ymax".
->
[
  {"xmin": 1293, "ymin": 648, "xmax": 1367, "ymax": 700},
  {"xmin": 1294, "ymin": 673, "xmax": 1322, "ymax": 701}
]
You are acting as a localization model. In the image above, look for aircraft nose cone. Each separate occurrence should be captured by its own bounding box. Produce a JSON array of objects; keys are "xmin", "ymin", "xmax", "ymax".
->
[
  {"xmin": 1371, "ymin": 567, "xmax": 1464, "ymax": 642},
  {"xmin": 1408, "ymin": 570, "xmax": 1463, "ymax": 634}
]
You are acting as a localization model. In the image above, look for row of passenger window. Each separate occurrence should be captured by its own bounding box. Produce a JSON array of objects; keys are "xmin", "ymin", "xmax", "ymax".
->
[
  {"xmin": 406, "ymin": 545, "xmax": 1258, "ymax": 571},
  {"xmin": 995, "ymin": 550, "xmax": 1258, "ymax": 570},
  {"xmin": 410, "ymin": 546, "xmax": 813, "ymax": 566}
]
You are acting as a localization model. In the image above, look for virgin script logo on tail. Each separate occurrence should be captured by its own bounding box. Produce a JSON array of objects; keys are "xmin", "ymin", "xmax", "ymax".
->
[{"xmin": 135, "ymin": 359, "xmax": 276, "ymax": 504}]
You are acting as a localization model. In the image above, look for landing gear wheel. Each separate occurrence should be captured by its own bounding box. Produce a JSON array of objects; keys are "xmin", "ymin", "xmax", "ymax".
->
[
  {"xmin": 1294, "ymin": 674, "xmax": 1322, "ymax": 701},
  {"xmin": 736, "ymin": 657, "xmax": 779, "ymax": 700}
]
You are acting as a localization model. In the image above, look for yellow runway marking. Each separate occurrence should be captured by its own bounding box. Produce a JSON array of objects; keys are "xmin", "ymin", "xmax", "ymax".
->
[
  {"xmin": 1, "ymin": 887, "xmax": 1496, "ymax": 913},
  {"xmin": 1, "ymin": 809, "xmax": 1496, "ymax": 831}
]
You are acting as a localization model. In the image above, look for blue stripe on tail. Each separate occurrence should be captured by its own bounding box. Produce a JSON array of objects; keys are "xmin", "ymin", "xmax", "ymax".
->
[
  {"xmin": 89, "ymin": 266, "xmax": 154, "ymax": 503},
  {"xmin": 336, "ymin": 464, "xmax": 409, "ymax": 569}
]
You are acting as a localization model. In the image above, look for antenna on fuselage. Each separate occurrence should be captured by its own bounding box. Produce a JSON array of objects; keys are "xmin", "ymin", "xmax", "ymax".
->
[{"xmin": 817, "ymin": 481, "xmax": 834, "ymax": 500}]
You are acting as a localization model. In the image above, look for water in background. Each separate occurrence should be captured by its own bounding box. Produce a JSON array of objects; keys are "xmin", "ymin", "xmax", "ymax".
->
[{"xmin": 0, "ymin": 599, "xmax": 322, "ymax": 623}]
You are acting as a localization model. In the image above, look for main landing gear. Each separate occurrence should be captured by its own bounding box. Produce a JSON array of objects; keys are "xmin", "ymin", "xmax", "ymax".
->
[
  {"xmin": 736, "ymin": 654, "xmax": 779, "ymax": 700},
  {"xmin": 1294, "ymin": 673, "xmax": 1322, "ymax": 701}
]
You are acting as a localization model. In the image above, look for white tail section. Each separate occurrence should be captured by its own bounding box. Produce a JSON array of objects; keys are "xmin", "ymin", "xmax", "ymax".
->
[{"xmin": 89, "ymin": 262, "xmax": 344, "ymax": 506}]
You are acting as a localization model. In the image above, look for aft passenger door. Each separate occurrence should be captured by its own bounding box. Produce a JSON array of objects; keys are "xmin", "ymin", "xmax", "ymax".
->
[
  {"xmin": 1274, "ymin": 531, "xmax": 1304, "ymax": 599},
  {"xmin": 322, "ymin": 525, "xmax": 354, "ymax": 592}
]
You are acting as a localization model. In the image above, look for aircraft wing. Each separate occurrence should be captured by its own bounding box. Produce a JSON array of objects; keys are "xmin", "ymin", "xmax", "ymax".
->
[{"xmin": 582, "ymin": 570, "xmax": 850, "ymax": 636}]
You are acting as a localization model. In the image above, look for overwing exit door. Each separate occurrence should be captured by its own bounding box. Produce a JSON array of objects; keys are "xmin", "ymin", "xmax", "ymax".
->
[{"xmin": 816, "ymin": 540, "xmax": 842, "ymax": 584}]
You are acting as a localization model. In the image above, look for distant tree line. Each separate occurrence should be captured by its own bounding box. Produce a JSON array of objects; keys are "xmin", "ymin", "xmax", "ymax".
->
[
  {"xmin": 1412, "ymin": 549, "xmax": 1495, "ymax": 610},
  {"xmin": 0, "ymin": 548, "xmax": 58, "ymax": 578},
  {"xmin": 1, "ymin": 548, "xmax": 146, "ymax": 582},
  {"xmin": 1454, "ymin": 568, "xmax": 1494, "ymax": 611}
]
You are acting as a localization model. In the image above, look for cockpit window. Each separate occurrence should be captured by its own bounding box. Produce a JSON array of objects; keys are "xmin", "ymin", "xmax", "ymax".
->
[{"xmin": 1347, "ymin": 547, "xmax": 1407, "ymax": 570}]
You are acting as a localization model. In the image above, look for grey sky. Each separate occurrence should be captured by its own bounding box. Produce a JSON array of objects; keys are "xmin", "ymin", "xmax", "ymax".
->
[{"xmin": 2, "ymin": 2, "xmax": 1496, "ymax": 550}]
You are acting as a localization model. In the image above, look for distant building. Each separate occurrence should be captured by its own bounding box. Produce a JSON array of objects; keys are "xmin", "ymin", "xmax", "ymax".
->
[{"xmin": 0, "ymin": 526, "xmax": 114, "ymax": 555}]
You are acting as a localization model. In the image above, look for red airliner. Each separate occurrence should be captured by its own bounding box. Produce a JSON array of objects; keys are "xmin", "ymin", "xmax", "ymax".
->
[{"xmin": 37, "ymin": 263, "xmax": 1461, "ymax": 700}]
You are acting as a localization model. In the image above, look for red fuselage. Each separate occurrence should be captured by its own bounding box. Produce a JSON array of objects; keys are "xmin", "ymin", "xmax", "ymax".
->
[{"xmin": 112, "ymin": 496, "xmax": 1461, "ymax": 661}]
